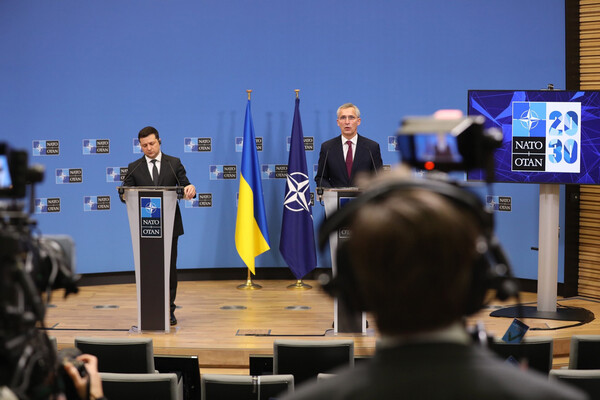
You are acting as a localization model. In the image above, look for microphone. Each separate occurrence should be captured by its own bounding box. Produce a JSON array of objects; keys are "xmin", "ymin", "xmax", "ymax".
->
[
  {"xmin": 367, "ymin": 146, "xmax": 378, "ymax": 175},
  {"xmin": 358, "ymin": 141, "xmax": 378, "ymax": 176},
  {"xmin": 165, "ymin": 158, "xmax": 183, "ymax": 199},
  {"xmin": 317, "ymin": 149, "xmax": 329, "ymax": 204},
  {"xmin": 165, "ymin": 158, "xmax": 181, "ymax": 186},
  {"xmin": 118, "ymin": 159, "xmax": 145, "ymax": 200},
  {"xmin": 165, "ymin": 158, "xmax": 195, "ymax": 200}
]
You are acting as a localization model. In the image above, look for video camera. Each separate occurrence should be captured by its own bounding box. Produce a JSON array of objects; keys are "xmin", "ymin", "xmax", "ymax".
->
[
  {"xmin": 0, "ymin": 141, "xmax": 80, "ymax": 399},
  {"xmin": 397, "ymin": 111, "xmax": 502, "ymax": 181}
]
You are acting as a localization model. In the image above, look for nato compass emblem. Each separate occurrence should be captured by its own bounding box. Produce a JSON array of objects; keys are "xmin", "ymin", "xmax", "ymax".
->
[
  {"xmin": 518, "ymin": 108, "xmax": 541, "ymax": 131},
  {"xmin": 283, "ymin": 172, "xmax": 311, "ymax": 213},
  {"xmin": 144, "ymin": 201, "xmax": 159, "ymax": 217}
]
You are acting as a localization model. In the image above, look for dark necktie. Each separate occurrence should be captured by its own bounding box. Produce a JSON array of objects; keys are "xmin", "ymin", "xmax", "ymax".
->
[
  {"xmin": 346, "ymin": 140, "xmax": 353, "ymax": 179},
  {"xmin": 151, "ymin": 159, "xmax": 159, "ymax": 186}
]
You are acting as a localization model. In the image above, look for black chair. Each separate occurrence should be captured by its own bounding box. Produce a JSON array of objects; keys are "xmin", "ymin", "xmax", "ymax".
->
[
  {"xmin": 273, "ymin": 339, "xmax": 354, "ymax": 385},
  {"xmin": 100, "ymin": 372, "xmax": 183, "ymax": 400},
  {"xmin": 155, "ymin": 354, "xmax": 201, "ymax": 400},
  {"xmin": 550, "ymin": 369, "xmax": 600, "ymax": 398},
  {"xmin": 74, "ymin": 337, "xmax": 155, "ymax": 373},
  {"xmin": 569, "ymin": 335, "xmax": 600, "ymax": 369},
  {"xmin": 489, "ymin": 337, "xmax": 553, "ymax": 374},
  {"xmin": 201, "ymin": 374, "xmax": 294, "ymax": 400}
]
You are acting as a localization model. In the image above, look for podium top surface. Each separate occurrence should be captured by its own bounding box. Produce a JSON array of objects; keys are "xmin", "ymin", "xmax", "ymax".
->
[
  {"xmin": 320, "ymin": 187, "xmax": 361, "ymax": 192},
  {"xmin": 119, "ymin": 186, "xmax": 181, "ymax": 191}
]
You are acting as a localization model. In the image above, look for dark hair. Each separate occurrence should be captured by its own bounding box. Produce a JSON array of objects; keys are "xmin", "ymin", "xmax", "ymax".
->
[
  {"xmin": 347, "ymin": 189, "xmax": 480, "ymax": 335},
  {"xmin": 138, "ymin": 126, "xmax": 159, "ymax": 141}
]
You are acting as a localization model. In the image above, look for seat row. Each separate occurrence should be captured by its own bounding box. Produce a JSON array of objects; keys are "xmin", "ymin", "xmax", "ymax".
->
[{"xmin": 55, "ymin": 336, "xmax": 355, "ymax": 400}]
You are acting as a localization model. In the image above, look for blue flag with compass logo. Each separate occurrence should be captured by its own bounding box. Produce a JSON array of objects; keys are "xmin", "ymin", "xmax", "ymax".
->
[{"xmin": 280, "ymin": 97, "xmax": 317, "ymax": 279}]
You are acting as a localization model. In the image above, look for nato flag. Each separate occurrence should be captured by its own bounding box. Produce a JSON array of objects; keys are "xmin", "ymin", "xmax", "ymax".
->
[{"xmin": 280, "ymin": 97, "xmax": 317, "ymax": 279}]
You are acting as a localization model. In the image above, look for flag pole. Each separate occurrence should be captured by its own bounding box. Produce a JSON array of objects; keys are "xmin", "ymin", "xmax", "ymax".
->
[
  {"xmin": 285, "ymin": 89, "xmax": 312, "ymax": 290},
  {"xmin": 238, "ymin": 268, "xmax": 262, "ymax": 290},
  {"xmin": 237, "ymin": 89, "xmax": 263, "ymax": 290}
]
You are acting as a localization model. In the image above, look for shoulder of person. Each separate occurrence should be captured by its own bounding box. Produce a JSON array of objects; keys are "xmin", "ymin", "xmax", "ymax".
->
[
  {"xmin": 162, "ymin": 154, "xmax": 182, "ymax": 163},
  {"xmin": 129, "ymin": 156, "xmax": 145, "ymax": 168},
  {"xmin": 357, "ymin": 135, "xmax": 379, "ymax": 146}
]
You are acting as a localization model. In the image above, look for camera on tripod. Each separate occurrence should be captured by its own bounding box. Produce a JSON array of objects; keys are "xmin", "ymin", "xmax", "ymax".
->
[{"xmin": 0, "ymin": 141, "xmax": 80, "ymax": 399}]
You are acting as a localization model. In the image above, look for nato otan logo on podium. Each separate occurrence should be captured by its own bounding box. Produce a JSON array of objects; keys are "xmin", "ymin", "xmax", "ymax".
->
[
  {"xmin": 512, "ymin": 101, "xmax": 581, "ymax": 173},
  {"xmin": 140, "ymin": 197, "xmax": 162, "ymax": 238}
]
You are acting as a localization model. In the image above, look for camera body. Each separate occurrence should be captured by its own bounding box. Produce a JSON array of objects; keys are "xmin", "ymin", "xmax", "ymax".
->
[
  {"xmin": 0, "ymin": 141, "xmax": 80, "ymax": 399},
  {"xmin": 397, "ymin": 113, "xmax": 502, "ymax": 181}
]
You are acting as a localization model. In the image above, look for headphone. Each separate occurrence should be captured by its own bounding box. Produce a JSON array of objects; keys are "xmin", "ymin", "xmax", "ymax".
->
[{"xmin": 317, "ymin": 178, "xmax": 519, "ymax": 316}]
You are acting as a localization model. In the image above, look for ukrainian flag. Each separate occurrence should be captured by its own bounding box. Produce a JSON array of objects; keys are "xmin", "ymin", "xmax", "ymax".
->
[{"xmin": 235, "ymin": 99, "xmax": 270, "ymax": 274}]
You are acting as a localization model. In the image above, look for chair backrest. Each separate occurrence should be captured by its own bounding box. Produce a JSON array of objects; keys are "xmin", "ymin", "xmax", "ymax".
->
[
  {"xmin": 201, "ymin": 374, "xmax": 294, "ymax": 400},
  {"xmin": 273, "ymin": 339, "xmax": 354, "ymax": 385},
  {"xmin": 154, "ymin": 354, "xmax": 201, "ymax": 400},
  {"xmin": 48, "ymin": 336, "xmax": 58, "ymax": 353},
  {"xmin": 489, "ymin": 336, "xmax": 553, "ymax": 374},
  {"xmin": 100, "ymin": 372, "xmax": 182, "ymax": 400},
  {"xmin": 570, "ymin": 335, "xmax": 600, "ymax": 369},
  {"xmin": 550, "ymin": 369, "xmax": 600, "ymax": 398},
  {"xmin": 74, "ymin": 337, "xmax": 154, "ymax": 373}
]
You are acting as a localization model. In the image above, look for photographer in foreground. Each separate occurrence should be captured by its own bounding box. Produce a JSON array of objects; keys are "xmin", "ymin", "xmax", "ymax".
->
[
  {"xmin": 283, "ymin": 168, "xmax": 587, "ymax": 400},
  {"xmin": 63, "ymin": 354, "xmax": 105, "ymax": 400}
]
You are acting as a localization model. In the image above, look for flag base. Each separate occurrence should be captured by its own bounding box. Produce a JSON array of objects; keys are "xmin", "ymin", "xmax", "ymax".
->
[{"xmin": 287, "ymin": 280, "xmax": 312, "ymax": 290}]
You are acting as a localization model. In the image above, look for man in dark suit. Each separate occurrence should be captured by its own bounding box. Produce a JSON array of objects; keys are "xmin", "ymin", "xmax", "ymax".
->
[
  {"xmin": 123, "ymin": 126, "xmax": 196, "ymax": 326},
  {"xmin": 315, "ymin": 103, "xmax": 383, "ymax": 188},
  {"xmin": 284, "ymin": 170, "xmax": 587, "ymax": 400}
]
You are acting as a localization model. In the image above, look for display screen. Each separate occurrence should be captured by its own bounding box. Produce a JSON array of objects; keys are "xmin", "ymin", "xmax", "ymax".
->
[
  {"xmin": 467, "ymin": 90, "xmax": 600, "ymax": 184},
  {"xmin": 0, "ymin": 154, "xmax": 12, "ymax": 189}
]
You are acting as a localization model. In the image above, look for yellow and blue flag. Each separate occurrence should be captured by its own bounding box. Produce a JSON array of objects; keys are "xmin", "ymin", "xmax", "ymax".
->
[{"xmin": 235, "ymin": 99, "xmax": 270, "ymax": 274}]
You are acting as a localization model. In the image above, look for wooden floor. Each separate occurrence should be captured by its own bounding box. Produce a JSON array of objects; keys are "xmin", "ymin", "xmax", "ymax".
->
[{"xmin": 44, "ymin": 280, "xmax": 600, "ymax": 373}]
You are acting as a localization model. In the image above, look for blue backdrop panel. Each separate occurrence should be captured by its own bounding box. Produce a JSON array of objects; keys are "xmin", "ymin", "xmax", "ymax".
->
[{"xmin": 0, "ymin": 1, "xmax": 566, "ymax": 280}]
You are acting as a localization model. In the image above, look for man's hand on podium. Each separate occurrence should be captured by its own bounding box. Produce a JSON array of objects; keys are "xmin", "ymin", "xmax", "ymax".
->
[{"xmin": 183, "ymin": 184, "xmax": 196, "ymax": 200}]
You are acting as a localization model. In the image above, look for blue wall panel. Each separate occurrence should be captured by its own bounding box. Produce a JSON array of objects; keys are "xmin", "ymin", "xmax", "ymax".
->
[{"xmin": 0, "ymin": 1, "xmax": 566, "ymax": 279}]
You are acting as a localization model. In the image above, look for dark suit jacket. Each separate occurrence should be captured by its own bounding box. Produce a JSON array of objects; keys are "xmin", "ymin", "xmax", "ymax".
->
[
  {"xmin": 123, "ymin": 153, "xmax": 191, "ymax": 237},
  {"xmin": 282, "ymin": 342, "xmax": 588, "ymax": 400},
  {"xmin": 315, "ymin": 134, "xmax": 383, "ymax": 188}
]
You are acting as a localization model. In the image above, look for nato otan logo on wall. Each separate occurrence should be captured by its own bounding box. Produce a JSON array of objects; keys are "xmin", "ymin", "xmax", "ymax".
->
[
  {"xmin": 235, "ymin": 137, "xmax": 263, "ymax": 152},
  {"xmin": 84, "ymin": 196, "xmax": 111, "ymax": 211},
  {"xmin": 262, "ymin": 164, "xmax": 288, "ymax": 179},
  {"xmin": 133, "ymin": 139, "xmax": 141, "ymax": 154},
  {"xmin": 56, "ymin": 168, "xmax": 83, "ymax": 184},
  {"xmin": 32, "ymin": 140, "xmax": 60, "ymax": 156},
  {"xmin": 35, "ymin": 198, "xmax": 61, "ymax": 213},
  {"xmin": 286, "ymin": 137, "xmax": 314, "ymax": 152},
  {"xmin": 209, "ymin": 165, "xmax": 237, "ymax": 180},
  {"xmin": 106, "ymin": 167, "xmax": 128, "ymax": 182},
  {"xmin": 140, "ymin": 197, "xmax": 162, "ymax": 238},
  {"xmin": 184, "ymin": 137, "xmax": 212, "ymax": 152},
  {"xmin": 512, "ymin": 101, "xmax": 581, "ymax": 173},
  {"xmin": 388, "ymin": 136, "xmax": 399, "ymax": 152},
  {"xmin": 83, "ymin": 139, "xmax": 110, "ymax": 154},
  {"xmin": 185, "ymin": 193, "xmax": 213, "ymax": 208},
  {"xmin": 487, "ymin": 196, "xmax": 512, "ymax": 212}
]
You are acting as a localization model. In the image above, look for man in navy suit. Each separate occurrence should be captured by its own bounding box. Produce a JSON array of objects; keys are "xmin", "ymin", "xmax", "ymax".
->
[
  {"xmin": 123, "ymin": 126, "xmax": 196, "ymax": 326},
  {"xmin": 315, "ymin": 103, "xmax": 383, "ymax": 188}
]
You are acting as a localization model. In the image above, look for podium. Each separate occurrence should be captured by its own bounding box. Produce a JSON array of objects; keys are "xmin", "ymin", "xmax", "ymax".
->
[
  {"xmin": 322, "ymin": 188, "xmax": 367, "ymax": 334},
  {"xmin": 120, "ymin": 186, "xmax": 181, "ymax": 332}
]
